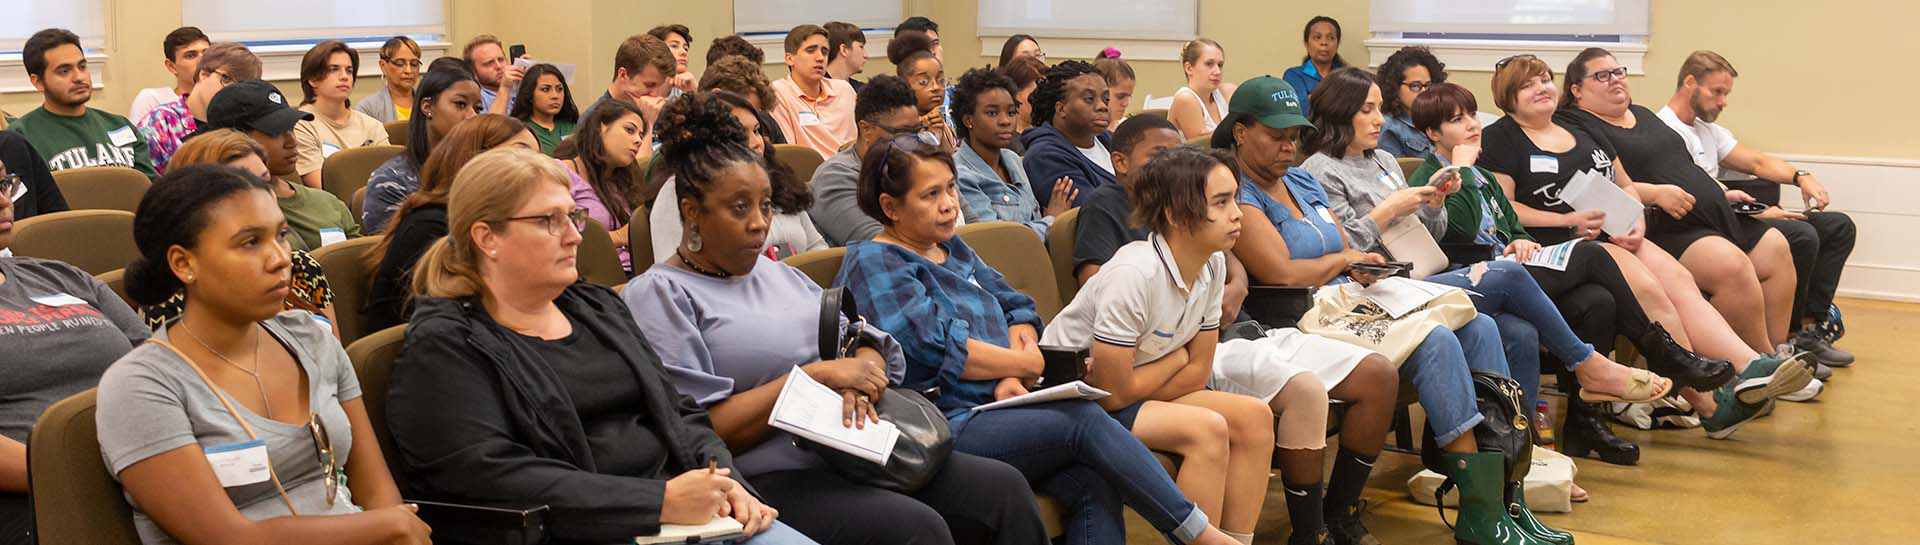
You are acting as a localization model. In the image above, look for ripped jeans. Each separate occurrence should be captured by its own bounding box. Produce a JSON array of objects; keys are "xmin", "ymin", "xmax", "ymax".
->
[{"xmin": 1425, "ymin": 260, "xmax": 1597, "ymax": 410}]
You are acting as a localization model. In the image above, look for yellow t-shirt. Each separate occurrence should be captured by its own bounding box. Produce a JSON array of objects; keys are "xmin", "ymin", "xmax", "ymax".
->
[{"xmin": 394, "ymin": 105, "xmax": 411, "ymax": 121}]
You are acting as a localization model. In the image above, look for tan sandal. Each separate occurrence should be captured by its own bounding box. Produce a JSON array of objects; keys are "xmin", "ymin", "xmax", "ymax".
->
[{"xmin": 1578, "ymin": 368, "xmax": 1672, "ymax": 403}]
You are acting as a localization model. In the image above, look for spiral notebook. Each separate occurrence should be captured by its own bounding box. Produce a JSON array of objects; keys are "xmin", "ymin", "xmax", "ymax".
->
[{"xmin": 634, "ymin": 515, "xmax": 745, "ymax": 544}]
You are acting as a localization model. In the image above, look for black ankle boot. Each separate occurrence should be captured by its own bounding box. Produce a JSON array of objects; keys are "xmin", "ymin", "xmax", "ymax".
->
[
  {"xmin": 1638, "ymin": 322, "xmax": 1735, "ymax": 391},
  {"xmin": 1559, "ymin": 394, "xmax": 1639, "ymax": 466},
  {"xmin": 1324, "ymin": 501, "xmax": 1381, "ymax": 545}
]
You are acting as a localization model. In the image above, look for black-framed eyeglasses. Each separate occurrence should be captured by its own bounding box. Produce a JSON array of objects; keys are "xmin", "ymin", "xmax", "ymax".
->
[
  {"xmin": 870, "ymin": 121, "xmax": 931, "ymax": 138},
  {"xmin": 1403, "ymin": 81, "xmax": 1433, "ymax": 92},
  {"xmin": 209, "ymin": 69, "xmax": 235, "ymax": 85},
  {"xmin": 0, "ymin": 173, "xmax": 19, "ymax": 200},
  {"xmin": 308, "ymin": 416, "xmax": 338, "ymax": 508},
  {"xmin": 504, "ymin": 207, "xmax": 589, "ymax": 236},
  {"xmin": 1583, "ymin": 67, "xmax": 1628, "ymax": 83},
  {"xmin": 1494, "ymin": 54, "xmax": 1539, "ymax": 71}
]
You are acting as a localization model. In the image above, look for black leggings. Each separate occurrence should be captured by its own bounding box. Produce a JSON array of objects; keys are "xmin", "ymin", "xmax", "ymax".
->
[
  {"xmin": 1520, "ymin": 240, "xmax": 1652, "ymax": 355},
  {"xmin": 751, "ymin": 453, "xmax": 1046, "ymax": 545},
  {"xmin": 0, "ymin": 494, "xmax": 29, "ymax": 545}
]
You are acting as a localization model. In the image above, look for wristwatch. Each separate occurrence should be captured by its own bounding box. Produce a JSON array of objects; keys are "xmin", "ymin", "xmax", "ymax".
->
[{"xmin": 1792, "ymin": 170, "xmax": 1811, "ymax": 186}]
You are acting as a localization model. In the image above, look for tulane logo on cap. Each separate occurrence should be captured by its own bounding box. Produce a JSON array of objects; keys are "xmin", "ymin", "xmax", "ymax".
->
[{"xmin": 1269, "ymin": 89, "xmax": 1299, "ymax": 108}]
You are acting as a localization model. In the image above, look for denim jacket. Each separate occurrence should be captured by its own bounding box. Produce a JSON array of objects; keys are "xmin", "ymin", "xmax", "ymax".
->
[{"xmin": 955, "ymin": 144, "xmax": 1053, "ymax": 238}]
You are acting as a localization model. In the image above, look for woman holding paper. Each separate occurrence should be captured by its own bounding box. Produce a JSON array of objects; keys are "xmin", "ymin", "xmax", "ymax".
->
[
  {"xmin": 1481, "ymin": 54, "xmax": 1813, "ymax": 440},
  {"xmin": 839, "ymin": 135, "xmax": 1242, "ymax": 545},
  {"xmin": 1294, "ymin": 68, "xmax": 1672, "ymax": 417},
  {"xmin": 624, "ymin": 95, "xmax": 1047, "ymax": 545},
  {"xmin": 388, "ymin": 148, "xmax": 813, "ymax": 544},
  {"xmin": 1407, "ymin": 82, "xmax": 1731, "ymax": 463}
]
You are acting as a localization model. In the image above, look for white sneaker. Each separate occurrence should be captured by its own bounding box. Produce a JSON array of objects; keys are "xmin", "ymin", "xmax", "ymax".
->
[{"xmin": 1779, "ymin": 378, "xmax": 1825, "ymax": 403}]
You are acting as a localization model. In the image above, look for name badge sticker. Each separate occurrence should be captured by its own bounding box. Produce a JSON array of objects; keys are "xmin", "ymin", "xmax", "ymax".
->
[
  {"xmin": 1529, "ymin": 154, "xmax": 1559, "ymax": 174},
  {"xmin": 1315, "ymin": 206, "xmax": 1337, "ymax": 224},
  {"xmin": 796, "ymin": 111, "xmax": 823, "ymax": 126},
  {"xmin": 318, "ymin": 227, "xmax": 348, "ymax": 247},
  {"xmin": 108, "ymin": 126, "xmax": 137, "ymax": 147},
  {"xmin": 203, "ymin": 439, "xmax": 272, "ymax": 488},
  {"xmin": 30, "ymin": 293, "xmax": 89, "ymax": 307},
  {"xmin": 320, "ymin": 142, "xmax": 342, "ymax": 158}
]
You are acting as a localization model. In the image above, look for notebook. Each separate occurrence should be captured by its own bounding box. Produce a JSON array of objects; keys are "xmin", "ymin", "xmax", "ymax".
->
[{"xmin": 634, "ymin": 515, "xmax": 745, "ymax": 544}]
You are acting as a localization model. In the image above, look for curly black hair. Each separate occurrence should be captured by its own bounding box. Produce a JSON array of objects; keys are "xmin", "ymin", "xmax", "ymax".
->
[
  {"xmin": 1376, "ymin": 46, "xmax": 1446, "ymax": 118},
  {"xmin": 950, "ymin": 67, "xmax": 1018, "ymax": 143},
  {"xmin": 655, "ymin": 92, "xmax": 768, "ymax": 211},
  {"xmin": 1028, "ymin": 60, "xmax": 1101, "ymax": 128},
  {"xmin": 887, "ymin": 30, "xmax": 935, "ymax": 67},
  {"xmin": 855, "ymin": 75, "xmax": 919, "ymax": 124}
]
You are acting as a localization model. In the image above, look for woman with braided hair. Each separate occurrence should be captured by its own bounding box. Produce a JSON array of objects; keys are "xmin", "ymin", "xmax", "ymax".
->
[{"xmin": 1017, "ymin": 60, "xmax": 1113, "ymax": 209}]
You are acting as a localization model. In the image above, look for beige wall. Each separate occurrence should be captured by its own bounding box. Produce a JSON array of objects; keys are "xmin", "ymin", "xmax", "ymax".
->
[{"xmin": 11, "ymin": 0, "xmax": 1908, "ymax": 160}]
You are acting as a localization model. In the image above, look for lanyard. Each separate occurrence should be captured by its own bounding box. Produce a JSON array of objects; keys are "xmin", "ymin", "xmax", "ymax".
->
[{"xmin": 145, "ymin": 336, "xmax": 304, "ymax": 516}]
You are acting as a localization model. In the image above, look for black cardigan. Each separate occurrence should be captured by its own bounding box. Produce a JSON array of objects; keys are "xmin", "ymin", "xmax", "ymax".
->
[
  {"xmin": 387, "ymin": 282, "xmax": 746, "ymax": 544},
  {"xmin": 364, "ymin": 203, "xmax": 446, "ymax": 333}
]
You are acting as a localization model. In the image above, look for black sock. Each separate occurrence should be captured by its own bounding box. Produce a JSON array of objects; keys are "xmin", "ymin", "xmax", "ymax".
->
[
  {"xmin": 1324, "ymin": 448, "xmax": 1377, "ymax": 518},
  {"xmin": 1283, "ymin": 481, "xmax": 1325, "ymax": 540}
]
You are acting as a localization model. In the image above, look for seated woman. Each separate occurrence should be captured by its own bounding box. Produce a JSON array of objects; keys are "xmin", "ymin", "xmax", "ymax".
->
[
  {"xmin": 950, "ymin": 68, "xmax": 1073, "ymax": 237},
  {"xmin": 353, "ymin": 36, "xmax": 420, "ymax": 123},
  {"xmin": 648, "ymin": 91, "xmax": 826, "ymax": 262},
  {"xmin": 1043, "ymin": 146, "xmax": 1397, "ymax": 545},
  {"xmin": 1479, "ymin": 54, "xmax": 1812, "ymax": 438},
  {"xmin": 98, "ymin": 164, "xmax": 431, "ymax": 545},
  {"xmin": 144, "ymin": 130, "xmax": 339, "ymax": 336},
  {"xmin": 997, "ymin": 55, "xmax": 1048, "ymax": 140},
  {"xmin": 0, "ymin": 159, "xmax": 148, "ymax": 545},
  {"xmin": 1217, "ymin": 76, "xmax": 1564, "ymax": 545},
  {"xmin": 387, "ymin": 148, "xmax": 811, "ymax": 544},
  {"xmin": 363, "ymin": 59, "xmax": 482, "ymax": 233},
  {"xmin": 837, "ymin": 135, "xmax": 1237, "ymax": 545},
  {"xmin": 1169, "ymin": 38, "xmax": 1238, "ymax": 140},
  {"xmin": 625, "ymin": 95, "xmax": 1045, "ymax": 545},
  {"xmin": 888, "ymin": 31, "xmax": 957, "ymax": 151},
  {"xmin": 509, "ymin": 63, "xmax": 580, "ymax": 154},
  {"xmin": 1295, "ymin": 68, "xmax": 1672, "ymax": 416},
  {"xmin": 1374, "ymin": 46, "xmax": 1445, "ymax": 158},
  {"xmin": 364, "ymin": 114, "xmax": 537, "ymax": 333},
  {"xmin": 1020, "ymin": 61, "xmax": 1116, "ymax": 209},
  {"xmin": 1093, "ymin": 49, "xmax": 1135, "ymax": 119},
  {"xmin": 1405, "ymin": 82, "xmax": 1732, "ymax": 464},
  {"xmin": 555, "ymin": 99, "xmax": 649, "ymax": 273}
]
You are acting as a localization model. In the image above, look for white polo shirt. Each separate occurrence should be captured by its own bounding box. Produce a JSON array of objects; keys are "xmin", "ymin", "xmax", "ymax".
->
[
  {"xmin": 1655, "ymin": 106, "xmax": 1738, "ymax": 179},
  {"xmin": 1042, "ymin": 234, "xmax": 1225, "ymax": 365}
]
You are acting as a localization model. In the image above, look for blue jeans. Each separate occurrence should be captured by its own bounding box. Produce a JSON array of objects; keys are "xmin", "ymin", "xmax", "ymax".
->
[
  {"xmin": 953, "ymin": 400, "xmax": 1209, "ymax": 545},
  {"xmin": 1401, "ymin": 314, "xmax": 1509, "ymax": 445},
  {"xmin": 737, "ymin": 521, "xmax": 819, "ymax": 544},
  {"xmin": 1490, "ymin": 313, "xmax": 1544, "ymax": 412},
  {"xmin": 1428, "ymin": 260, "xmax": 1595, "ymax": 408}
]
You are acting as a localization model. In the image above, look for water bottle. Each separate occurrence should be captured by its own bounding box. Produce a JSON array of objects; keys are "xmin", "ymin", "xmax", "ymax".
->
[{"xmin": 1534, "ymin": 400, "xmax": 1555, "ymax": 446}]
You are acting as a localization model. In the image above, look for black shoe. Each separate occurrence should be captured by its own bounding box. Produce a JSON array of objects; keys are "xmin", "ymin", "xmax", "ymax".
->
[
  {"xmin": 1559, "ymin": 396, "xmax": 1640, "ymax": 465},
  {"xmin": 1792, "ymin": 328, "xmax": 1855, "ymax": 367},
  {"xmin": 1288, "ymin": 528, "xmax": 1332, "ymax": 545},
  {"xmin": 1324, "ymin": 501, "xmax": 1381, "ymax": 545},
  {"xmin": 1639, "ymin": 322, "xmax": 1736, "ymax": 390}
]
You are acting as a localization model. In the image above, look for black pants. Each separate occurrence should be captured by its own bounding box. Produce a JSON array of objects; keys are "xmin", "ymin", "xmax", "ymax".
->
[
  {"xmin": 752, "ymin": 453, "xmax": 1047, "ymax": 545},
  {"xmin": 1516, "ymin": 240, "xmax": 1653, "ymax": 354},
  {"xmin": 0, "ymin": 494, "xmax": 29, "ymax": 545},
  {"xmin": 1762, "ymin": 212, "xmax": 1856, "ymax": 328}
]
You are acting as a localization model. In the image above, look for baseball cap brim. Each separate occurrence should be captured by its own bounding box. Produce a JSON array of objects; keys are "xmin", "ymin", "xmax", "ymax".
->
[
  {"xmin": 1253, "ymin": 112, "xmax": 1313, "ymax": 131},
  {"xmin": 246, "ymin": 108, "xmax": 314, "ymax": 135}
]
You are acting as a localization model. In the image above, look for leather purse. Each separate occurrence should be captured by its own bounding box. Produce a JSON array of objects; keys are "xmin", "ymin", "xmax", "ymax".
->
[
  {"xmin": 797, "ymin": 287, "xmax": 955, "ymax": 493},
  {"xmin": 1420, "ymin": 369, "xmax": 1536, "ymax": 481}
]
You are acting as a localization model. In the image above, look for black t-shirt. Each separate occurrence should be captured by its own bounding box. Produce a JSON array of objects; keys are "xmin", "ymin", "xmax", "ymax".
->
[
  {"xmin": 1071, "ymin": 183, "xmax": 1149, "ymax": 272},
  {"xmin": 522, "ymin": 314, "xmax": 668, "ymax": 478},
  {"xmin": 0, "ymin": 130, "xmax": 68, "ymax": 220},
  {"xmin": 365, "ymin": 204, "xmax": 447, "ymax": 333},
  {"xmin": 1476, "ymin": 116, "xmax": 1618, "ymax": 245},
  {"xmin": 1555, "ymin": 105, "xmax": 1765, "ymax": 251}
]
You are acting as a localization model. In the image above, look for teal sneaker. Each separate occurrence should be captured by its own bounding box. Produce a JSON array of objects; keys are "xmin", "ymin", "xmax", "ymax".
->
[
  {"xmin": 1702, "ymin": 381, "xmax": 1766, "ymax": 439},
  {"xmin": 1734, "ymin": 352, "xmax": 1814, "ymax": 405}
]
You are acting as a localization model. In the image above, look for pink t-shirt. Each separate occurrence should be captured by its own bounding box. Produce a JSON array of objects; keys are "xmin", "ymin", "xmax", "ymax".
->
[{"xmin": 768, "ymin": 77, "xmax": 857, "ymax": 159}]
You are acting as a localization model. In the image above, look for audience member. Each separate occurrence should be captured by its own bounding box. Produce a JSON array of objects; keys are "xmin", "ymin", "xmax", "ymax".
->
[
  {"xmin": 1170, "ymin": 39, "xmax": 1237, "ymax": 139},
  {"xmin": 0, "ymin": 134, "xmax": 67, "ymax": 220},
  {"xmin": 365, "ymin": 114, "xmax": 535, "ymax": 333},
  {"xmin": 838, "ymin": 133, "xmax": 1239, "ymax": 545},
  {"xmin": 291, "ymin": 41, "xmax": 390, "ymax": 188},
  {"xmin": 807, "ymin": 75, "xmax": 919, "ymax": 245},
  {"xmin": 128, "ymin": 27, "xmax": 209, "ymax": 123},
  {"xmin": 11, "ymin": 28, "xmax": 158, "ymax": 178},
  {"xmin": 140, "ymin": 42, "xmax": 258, "ymax": 174},
  {"xmin": 894, "ymin": 17, "xmax": 953, "ymax": 126},
  {"xmin": 768, "ymin": 25, "xmax": 857, "ymax": 159},
  {"xmin": 102, "ymin": 164, "xmax": 430, "ymax": 545},
  {"xmin": 354, "ymin": 36, "xmax": 421, "ymax": 123},
  {"xmin": 388, "ymin": 148, "xmax": 810, "ymax": 544},
  {"xmin": 1020, "ymin": 61, "xmax": 1113, "ymax": 209},
  {"xmin": 155, "ymin": 129, "xmax": 338, "ymax": 335},
  {"xmin": 509, "ymin": 63, "xmax": 579, "ymax": 153},
  {"xmin": 199, "ymin": 80, "xmax": 359, "ymax": 251},
  {"xmin": 649, "ymin": 91, "xmax": 825, "ymax": 262},
  {"xmin": 697, "ymin": 55, "xmax": 784, "ymax": 144},
  {"xmin": 648, "ymin": 24, "xmax": 697, "ymax": 95},
  {"xmin": 706, "ymin": 34, "xmax": 765, "ymax": 66},
  {"xmin": 1093, "ymin": 49, "xmax": 1135, "ymax": 118},
  {"xmin": 589, "ymin": 33, "xmax": 676, "ymax": 130},
  {"xmin": 823, "ymin": 22, "xmax": 869, "ymax": 90},
  {"xmin": 1374, "ymin": 45, "xmax": 1445, "ymax": 158},
  {"xmin": 998, "ymin": 34, "xmax": 1043, "ymax": 67},
  {"xmin": 0, "ymin": 174, "xmax": 147, "ymax": 545},
  {"xmin": 625, "ymin": 96, "xmax": 1044, "ymax": 544},
  {"xmin": 950, "ymin": 67, "xmax": 1071, "ymax": 236},
  {"xmin": 1656, "ymin": 50, "xmax": 1856, "ymax": 366},
  {"xmin": 1281, "ymin": 16, "xmax": 1348, "ymax": 111},
  {"xmin": 1072, "ymin": 115, "xmax": 1183, "ymax": 284},
  {"xmin": 554, "ymin": 99, "xmax": 649, "ymax": 271},
  {"xmin": 362, "ymin": 59, "xmax": 482, "ymax": 233},
  {"xmin": 463, "ymin": 34, "xmax": 522, "ymax": 114},
  {"xmin": 997, "ymin": 55, "xmax": 1047, "ymax": 138},
  {"xmin": 888, "ymin": 31, "xmax": 954, "ymax": 151}
]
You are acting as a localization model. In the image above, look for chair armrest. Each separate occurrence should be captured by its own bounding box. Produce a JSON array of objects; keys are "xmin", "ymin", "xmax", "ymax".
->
[
  {"xmin": 1243, "ymin": 285, "xmax": 1315, "ymax": 329},
  {"xmin": 410, "ymin": 500, "xmax": 548, "ymax": 545},
  {"xmin": 1037, "ymin": 345, "xmax": 1090, "ymax": 388}
]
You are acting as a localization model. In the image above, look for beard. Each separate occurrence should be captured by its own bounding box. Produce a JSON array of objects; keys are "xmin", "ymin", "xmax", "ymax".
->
[
  {"xmin": 49, "ymin": 86, "xmax": 92, "ymax": 109},
  {"xmin": 1691, "ymin": 92, "xmax": 1722, "ymax": 123}
]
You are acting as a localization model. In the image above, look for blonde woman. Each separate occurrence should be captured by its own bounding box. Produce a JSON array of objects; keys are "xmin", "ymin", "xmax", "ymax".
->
[{"xmin": 1169, "ymin": 39, "xmax": 1237, "ymax": 139}]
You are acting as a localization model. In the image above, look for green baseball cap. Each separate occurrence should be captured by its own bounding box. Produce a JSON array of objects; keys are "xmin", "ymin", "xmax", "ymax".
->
[{"xmin": 1228, "ymin": 76, "xmax": 1313, "ymax": 130}]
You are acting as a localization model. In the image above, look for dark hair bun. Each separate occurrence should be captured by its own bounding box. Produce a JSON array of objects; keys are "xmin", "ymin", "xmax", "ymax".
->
[
  {"xmin": 122, "ymin": 255, "xmax": 180, "ymax": 307},
  {"xmin": 656, "ymin": 92, "xmax": 748, "ymax": 159}
]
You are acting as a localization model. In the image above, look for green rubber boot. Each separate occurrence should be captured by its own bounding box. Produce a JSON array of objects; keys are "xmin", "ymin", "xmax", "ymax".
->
[
  {"xmin": 1506, "ymin": 482, "xmax": 1574, "ymax": 545},
  {"xmin": 1441, "ymin": 451, "xmax": 1550, "ymax": 545}
]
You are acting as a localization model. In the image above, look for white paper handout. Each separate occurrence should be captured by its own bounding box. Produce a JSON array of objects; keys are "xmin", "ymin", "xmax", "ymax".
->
[
  {"xmin": 767, "ymin": 366, "xmax": 899, "ymax": 465},
  {"xmin": 1558, "ymin": 169, "xmax": 1643, "ymax": 237},
  {"xmin": 1379, "ymin": 218, "xmax": 1449, "ymax": 279},
  {"xmin": 634, "ymin": 515, "xmax": 746, "ymax": 544},
  {"xmin": 1499, "ymin": 239, "xmax": 1580, "ymax": 272},
  {"xmin": 971, "ymin": 381, "xmax": 1110, "ymax": 413},
  {"xmin": 1353, "ymin": 276, "xmax": 1458, "ymax": 319}
]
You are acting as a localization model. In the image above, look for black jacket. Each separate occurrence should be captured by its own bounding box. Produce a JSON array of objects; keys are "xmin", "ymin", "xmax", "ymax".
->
[
  {"xmin": 387, "ymin": 282, "xmax": 745, "ymax": 544},
  {"xmin": 1019, "ymin": 123, "xmax": 1115, "ymax": 210},
  {"xmin": 364, "ymin": 204, "xmax": 446, "ymax": 332},
  {"xmin": 0, "ymin": 130, "xmax": 67, "ymax": 219}
]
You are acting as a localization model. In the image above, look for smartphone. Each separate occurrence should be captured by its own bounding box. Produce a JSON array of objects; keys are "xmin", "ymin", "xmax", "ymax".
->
[
  {"xmin": 1731, "ymin": 202, "xmax": 1766, "ymax": 215},
  {"xmin": 508, "ymin": 44, "xmax": 526, "ymax": 60}
]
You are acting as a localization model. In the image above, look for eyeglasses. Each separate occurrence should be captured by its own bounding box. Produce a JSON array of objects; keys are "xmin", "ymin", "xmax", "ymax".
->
[
  {"xmin": 877, "ymin": 133, "xmax": 944, "ymax": 183},
  {"xmin": 381, "ymin": 58, "xmax": 423, "ymax": 70},
  {"xmin": 0, "ymin": 173, "xmax": 19, "ymax": 201},
  {"xmin": 1583, "ymin": 67, "xmax": 1629, "ymax": 83},
  {"xmin": 1403, "ymin": 81, "xmax": 1433, "ymax": 92},
  {"xmin": 209, "ymin": 69, "xmax": 235, "ymax": 85},
  {"xmin": 308, "ymin": 416, "xmax": 338, "ymax": 508},
  {"xmin": 871, "ymin": 121, "xmax": 932, "ymax": 139},
  {"xmin": 504, "ymin": 207, "xmax": 589, "ymax": 236},
  {"xmin": 911, "ymin": 76, "xmax": 947, "ymax": 88},
  {"xmin": 1494, "ymin": 54, "xmax": 1539, "ymax": 71}
]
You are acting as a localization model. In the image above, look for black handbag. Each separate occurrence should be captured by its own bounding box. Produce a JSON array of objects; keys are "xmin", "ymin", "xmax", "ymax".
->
[
  {"xmin": 1420, "ymin": 369, "xmax": 1535, "ymax": 481},
  {"xmin": 795, "ymin": 287, "xmax": 955, "ymax": 493}
]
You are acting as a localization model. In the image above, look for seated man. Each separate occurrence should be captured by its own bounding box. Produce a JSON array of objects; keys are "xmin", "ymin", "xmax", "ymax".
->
[
  {"xmin": 128, "ymin": 27, "xmax": 207, "ymax": 123},
  {"xmin": 10, "ymin": 28, "xmax": 157, "ymax": 178},
  {"xmin": 1656, "ymin": 50, "xmax": 1855, "ymax": 367},
  {"xmin": 768, "ymin": 24, "xmax": 857, "ymax": 159},
  {"xmin": 807, "ymin": 75, "xmax": 921, "ymax": 246},
  {"xmin": 1021, "ymin": 61, "xmax": 1115, "ymax": 209},
  {"xmin": 585, "ymin": 33, "xmax": 674, "ymax": 126},
  {"xmin": 138, "ymin": 42, "xmax": 259, "ymax": 174}
]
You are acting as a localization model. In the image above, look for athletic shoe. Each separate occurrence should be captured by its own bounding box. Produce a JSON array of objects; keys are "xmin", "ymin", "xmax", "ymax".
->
[
  {"xmin": 1702, "ymin": 381, "xmax": 1767, "ymax": 440},
  {"xmin": 1792, "ymin": 328, "xmax": 1855, "ymax": 367},
  {"xmin": 1735, "ymin": 352, "xmax": 1815, "ymax": 405},
  {"xmin": 1811, "ymin": 361, "xmax": 1833, "ymax": 382},
  {"xmin": 1779, "ymin": 378, "xmax": 1825, "ymax": 402}
]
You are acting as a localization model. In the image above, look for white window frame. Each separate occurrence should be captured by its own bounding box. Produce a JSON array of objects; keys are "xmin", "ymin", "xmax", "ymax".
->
[
  {"xmin": 0, "ymin": 52, "xmax": 110, "ymax": 95},
  {"xmin": 1364, "ymin": 0, "xmax": 1649, "ymax": 74},
  {"xmin": 244, "ymin": 39, "xmax": 453, "ymax": 83},
  {"xmin": 975, "ymin": 0, "xmax": 1199, "ymax": 61}
]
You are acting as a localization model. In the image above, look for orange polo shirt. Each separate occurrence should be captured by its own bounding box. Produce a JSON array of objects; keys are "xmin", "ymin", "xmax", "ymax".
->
[{"xmin": 769, "ymin": 76, "xmax": 857, "ymax": 159}]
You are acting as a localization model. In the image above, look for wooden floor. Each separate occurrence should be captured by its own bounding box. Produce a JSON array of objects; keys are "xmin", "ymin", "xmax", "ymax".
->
[{"xmin": 1123, "ymin": 297, "xmax": 1917, "ymax": 544}]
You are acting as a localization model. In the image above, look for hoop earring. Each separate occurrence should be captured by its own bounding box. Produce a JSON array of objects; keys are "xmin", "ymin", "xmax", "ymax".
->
[{"xmin": 686, "ymin": 226, "xmax": 704, "ymax": 253}]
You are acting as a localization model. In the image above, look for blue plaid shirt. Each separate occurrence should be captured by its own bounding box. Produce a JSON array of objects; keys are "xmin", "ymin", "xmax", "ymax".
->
[{"xmin": 836, "ymin": 238, "xmax": 1041, "ymax": 422}]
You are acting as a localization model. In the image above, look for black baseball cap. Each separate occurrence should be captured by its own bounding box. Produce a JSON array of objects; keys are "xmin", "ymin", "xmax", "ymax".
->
[{"xmin": 201, "ymin": 80, "xmax": 312, "ymax": 135}]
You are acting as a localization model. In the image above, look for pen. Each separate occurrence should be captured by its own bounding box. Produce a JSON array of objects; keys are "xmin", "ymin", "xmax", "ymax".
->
[{"xmin": 707, "ymin": 458, "xmax": 717, "ymax": 474}]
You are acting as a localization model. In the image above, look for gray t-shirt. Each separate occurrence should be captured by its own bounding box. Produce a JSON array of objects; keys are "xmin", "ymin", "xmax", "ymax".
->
[
  {"xmin": 622, "ymin": 257, "xmax": 904, "ymax": 477},
  {"xmin": 0, "ymin": 257, "xmax": 148, "ymax": 442},
  {"xmin": 97, "ymin": 312, "xmax": 362, "ymax": 545},
  {"xmin": 807, "ymin": 147, "xmax": 882, "ymax": 246}
]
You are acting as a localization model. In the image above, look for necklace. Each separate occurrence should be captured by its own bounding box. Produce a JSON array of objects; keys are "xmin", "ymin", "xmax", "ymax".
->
[
  {"xmin": 180, "ymin": 321, "xmax": 273, "ymax": 419},
  {"xmin": 676, "ymin": 249, "xmax": 733, "ymax": 278}
]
